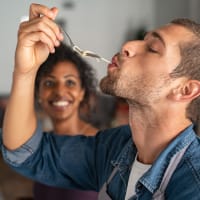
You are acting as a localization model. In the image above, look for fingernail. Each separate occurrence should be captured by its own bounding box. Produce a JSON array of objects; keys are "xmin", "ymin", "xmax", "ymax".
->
[
  {"xmin": 51, "ymin": 47, "xmax": 55, "ymax": 53},
  {"xmin": 55, "ymin": 40, "xmax": 60, "ymax": 46},
  {"xmin": 49, "ymin": 11, "xmax": 55, "ymax": 19},
  {"xmin": 59, "ymin": 33, "xmax": 64, "ymax": 40}
]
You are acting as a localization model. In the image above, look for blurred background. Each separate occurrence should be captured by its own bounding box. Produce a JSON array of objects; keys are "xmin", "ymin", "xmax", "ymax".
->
[
  {"xmin": 0, "ymin": 0, "xmax": 200, "ymax": 199},
  {"xmin": 1, "ymin": 0, "xmax": 200, "ymax": 95}
]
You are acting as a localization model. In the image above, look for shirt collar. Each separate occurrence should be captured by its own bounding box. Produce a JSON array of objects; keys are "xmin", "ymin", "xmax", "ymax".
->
[{"xmin": 139, "ymin": 124, "xmax": 196, "ymax": 193}]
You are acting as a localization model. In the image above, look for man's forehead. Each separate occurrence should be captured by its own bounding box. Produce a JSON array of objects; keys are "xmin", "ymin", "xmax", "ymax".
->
[{"xmin": 147, "ymin": 24, "xmax": 195, "ymax": 45}]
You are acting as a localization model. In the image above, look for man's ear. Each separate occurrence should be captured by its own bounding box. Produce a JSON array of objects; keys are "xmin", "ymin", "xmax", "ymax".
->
[{"xmin": 171, "ymin": 80, "xmax": 200, "ymax": 101}]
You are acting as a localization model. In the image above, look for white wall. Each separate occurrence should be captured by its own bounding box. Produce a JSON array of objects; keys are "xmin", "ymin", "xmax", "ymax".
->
[
  {"xmin": 154, "ymin": 0, "xmax": 200, "ymax": 27},
  {"xmin": 2, "ymin": 0, "xmax": 200, "ymax": 95},
  {"xmin": 0, "ymin": 0, "xmax": 155, "ymax": 94}
]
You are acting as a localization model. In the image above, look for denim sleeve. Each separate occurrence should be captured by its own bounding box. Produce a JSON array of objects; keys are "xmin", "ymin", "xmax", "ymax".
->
[
  {"xmin": 1, "ymin": 121, "xmax": 43, "ymax": 166},
  {"xmin": 0, "ymin": 125, "xmax": 131, "ymax": 191},
  {"xmin": 1, "ymin": 123, "xmax": 100, "ymax": 190}
]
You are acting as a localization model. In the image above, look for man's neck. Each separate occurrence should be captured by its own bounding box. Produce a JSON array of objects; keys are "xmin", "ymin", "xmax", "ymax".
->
[{"xmin": 128, "ymin": 105, "xmax": 192, "ymax": 164}]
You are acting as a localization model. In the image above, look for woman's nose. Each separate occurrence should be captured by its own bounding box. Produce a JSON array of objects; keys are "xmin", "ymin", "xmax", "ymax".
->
[
  {"xmin": 55, "ymin": 83, "xmax": 67, "ymax": 96},
  {"xmin": 121, "ymin": 40, "xmax": 144, "ymax": 57}
]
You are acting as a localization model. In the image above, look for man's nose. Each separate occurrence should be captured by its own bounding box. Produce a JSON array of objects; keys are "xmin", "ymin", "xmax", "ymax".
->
[{"xmin": 121, "ymin": 40, "xmax": 144, "ymax": 57}]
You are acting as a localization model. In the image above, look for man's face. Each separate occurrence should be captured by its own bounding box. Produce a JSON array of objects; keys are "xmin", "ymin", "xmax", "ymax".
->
[{"xmin": 100, "ymin": 24, "xmax": 194, "ymax": 106}]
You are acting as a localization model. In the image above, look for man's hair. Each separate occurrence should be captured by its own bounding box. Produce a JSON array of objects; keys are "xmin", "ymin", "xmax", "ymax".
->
[{"xmin": 170, "ymin": 18, "xmax": 200, "ymax": 134}]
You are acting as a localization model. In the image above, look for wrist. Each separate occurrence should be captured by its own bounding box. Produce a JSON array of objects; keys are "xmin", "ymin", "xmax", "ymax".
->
[{"xmin": 13, "ymin": 67, "xmax": 37, "ymax": 81}]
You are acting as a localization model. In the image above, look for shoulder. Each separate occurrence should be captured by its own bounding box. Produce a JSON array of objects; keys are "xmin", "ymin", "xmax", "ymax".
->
[
  {"xmin": 184, "ymin": 136, "xmax": 200, "ymax": 173},
  {"xmin": 96, "ymin": 125, "xmax": 131, "ymax": 144},
  {"xmin": 98, "ymin": 124, "xmax": 131, "ymax": 136},
  {"xmin": 175, "ymin": 137, "xmax": 200, "ymax": 187},
  {"xmin": 40, "ymin": 125, "xmax": 132, "ymax": 164},
  {"xmin": 166, "ymin": 137, "xmax": 200, "ymax": 198},
  {"xmin": 90, "ymin": 125, "xmax": 132, "ymax": 149}
]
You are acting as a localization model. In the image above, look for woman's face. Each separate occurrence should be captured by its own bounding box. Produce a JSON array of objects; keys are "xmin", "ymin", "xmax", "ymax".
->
[{"xmin": 38, "ymin": 61, "xmax": 85, "ymax": 122}]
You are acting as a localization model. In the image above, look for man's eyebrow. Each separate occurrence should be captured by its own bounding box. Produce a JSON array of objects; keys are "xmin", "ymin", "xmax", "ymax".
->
[{"xmin": 145, "ymin": 31, "xmax": 166, "ymax": 47}]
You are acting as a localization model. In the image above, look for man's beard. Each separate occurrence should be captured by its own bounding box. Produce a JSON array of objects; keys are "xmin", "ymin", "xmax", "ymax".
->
[
  {"xmin": 100, "ymin": 75, "xmax": 118, "ymax": 96},
  {"xmin": 100, "ymin": 72, "xmax": 159, "ymax": 106}
]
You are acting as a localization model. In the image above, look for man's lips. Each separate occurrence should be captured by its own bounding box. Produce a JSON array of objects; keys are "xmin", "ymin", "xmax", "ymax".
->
[{"xmin": 108, "ymin": 55, "xmax": 119, "ymax": 71}]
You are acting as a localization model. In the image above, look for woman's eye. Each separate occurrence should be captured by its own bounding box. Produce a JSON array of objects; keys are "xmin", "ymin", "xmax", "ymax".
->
[
  {"xmin": 66, "ymin": 80, "xmax": 76, "ymax": 87},
  {"xmin": 44, "ymin": 80, "xmax": 55, "ymax": 87}
]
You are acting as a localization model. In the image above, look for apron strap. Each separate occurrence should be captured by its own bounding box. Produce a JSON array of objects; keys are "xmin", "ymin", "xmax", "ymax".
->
[
  {"xmin": 98, "ymin": 143, "xmax": 190, "ymax": 200},
  {"xmin": 153, "ymin": 143, "xmax": 190, "ymax": 200},
  {"xmin": 98, "ymin": 167, "xmax": 118, "ymax": 200}
]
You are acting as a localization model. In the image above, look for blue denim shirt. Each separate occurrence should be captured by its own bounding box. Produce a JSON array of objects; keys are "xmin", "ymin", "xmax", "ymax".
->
[{"xmin": 1, "ymin": 124, "xmax": 200, "ymax": 200}]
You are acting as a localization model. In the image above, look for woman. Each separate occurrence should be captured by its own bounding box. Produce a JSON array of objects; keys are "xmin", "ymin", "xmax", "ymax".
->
[{"xmin": 34, "ymin": 43, "xmax": 98, "ymax": 200}]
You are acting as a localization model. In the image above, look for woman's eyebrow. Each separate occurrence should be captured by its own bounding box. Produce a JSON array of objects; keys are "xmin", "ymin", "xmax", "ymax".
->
[
  {"xmin": 45, "ymin": 74, "xmax": 79, "ymax": 79},
  {"xmin": 64, "ymin": 74, "xmax": 79, "ymax": 79}
]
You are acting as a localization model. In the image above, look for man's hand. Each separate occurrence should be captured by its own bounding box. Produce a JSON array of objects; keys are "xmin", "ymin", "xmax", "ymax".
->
[
  {"xmin": 15, "ymin": 3, "xmax": 63, "ymax": 75},
  {"xmin": 3, "ymin": 3, "xmax": 64, "ymax": 150}
]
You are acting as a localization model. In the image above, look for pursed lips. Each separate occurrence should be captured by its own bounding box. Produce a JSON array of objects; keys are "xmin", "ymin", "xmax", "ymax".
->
[{"xmin": 108, "ymin": 54, "xmax": 120, "ymax": 72}]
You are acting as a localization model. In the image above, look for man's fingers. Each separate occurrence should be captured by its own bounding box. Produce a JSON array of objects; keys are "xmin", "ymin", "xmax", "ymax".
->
[
  {"xmin": 19, "ymin": 17, "xmax": 62, "ymax": 47},
  {"xmin": 50, "ymin": 7, "xmax": 58, "ymax": 18},
  {"xmin": 28, "ymin": 4, "xmax": 63, "ymax": 42},
  {"xmin": 29, "ymin": 32, "xmax": 57, "ymax": 53},
  {"xmin": 29, "ymin": 3, "xmax": 57, "ymax": 20}
]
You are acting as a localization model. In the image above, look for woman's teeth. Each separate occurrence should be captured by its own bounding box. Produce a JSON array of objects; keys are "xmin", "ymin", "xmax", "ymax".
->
[{"xmin": 52, "ymin": 101, "xmax": 69, "ymax": 107}]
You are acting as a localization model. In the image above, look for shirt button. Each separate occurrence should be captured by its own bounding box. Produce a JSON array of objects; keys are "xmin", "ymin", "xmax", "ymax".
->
[{"xmin": 136, "ymin": 183, "xmax": 143, "ymax": 191}]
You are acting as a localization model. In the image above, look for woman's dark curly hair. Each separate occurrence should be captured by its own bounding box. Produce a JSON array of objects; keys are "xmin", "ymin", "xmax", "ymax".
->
[{"xmin": 35, "ymin": 43, "xmax": 98, "ymax": 116}]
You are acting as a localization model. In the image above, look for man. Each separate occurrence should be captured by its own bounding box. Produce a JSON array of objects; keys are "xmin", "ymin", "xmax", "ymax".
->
[{"xmin": 2, "ymin": 3, "xmax": 200, "ymax": 200}]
